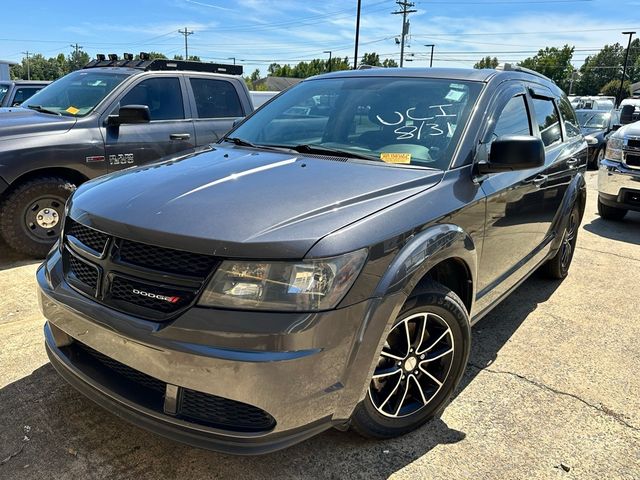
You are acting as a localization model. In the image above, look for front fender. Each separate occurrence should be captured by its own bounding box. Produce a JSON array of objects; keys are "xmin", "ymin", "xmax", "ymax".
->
[{"xmin": 373, "ymin": 223, "xmax": 477, "ymax": 302}]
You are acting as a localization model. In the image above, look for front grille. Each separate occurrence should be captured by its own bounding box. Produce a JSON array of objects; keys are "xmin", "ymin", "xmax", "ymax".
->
[
  {"xmin": 62, "ymin": 219, "xmax": 218, "ymax": 320},
  {"xmin": 67, "ymin": 220, "xmax": 109, "ymax": 254},
  {"xmin": 68, "ymin": 254, "xmax": 99, "ymax": 292},
  {"xmin": 624, "ymin": 152, "xmax": 640, "ymax": 168},
  {"xmin": 180, "ymin": 388, "xmax": 276, "ymax": 432},
  {"xmin": 626, "ymin": 138, "xmax": 640, "ymax": 150},
  {"xmin": 109, "ymin": 276, "xmax": 195, "ymax": 314},
  {"xmin": 119, "ymin": 240, "xmax": 217, "ymax": 277},
  {"xmin": 76, "ymin": 342, "xmax": 165, "ymax": 393},
  {"xmin": 69, "ymin": 341, "xmax": 276, "ymax": 432}
]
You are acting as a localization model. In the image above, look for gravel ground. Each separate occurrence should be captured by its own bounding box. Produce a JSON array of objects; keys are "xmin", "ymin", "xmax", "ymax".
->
[{"xmin": 0, "ymin": 172, "xmax": 639, "ymax": 480}]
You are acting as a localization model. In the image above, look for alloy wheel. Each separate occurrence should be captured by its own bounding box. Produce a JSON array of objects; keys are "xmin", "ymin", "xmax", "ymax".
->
[
  {"xmin": 368, "ymin": 312, "xmax": 454, "ymax": 418},
  {"xmin": 560, "ymin": 207, "xmax": 579, "ymax": 272}
]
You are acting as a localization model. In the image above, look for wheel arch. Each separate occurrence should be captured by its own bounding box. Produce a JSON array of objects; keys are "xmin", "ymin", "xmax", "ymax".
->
[
  {"xmin": 548, "ymin": 171, "xmax": 587, "ymax": 252},
  {"xmin": 1, "ymin": 167, "xmax": 89, "ymax": 200}
]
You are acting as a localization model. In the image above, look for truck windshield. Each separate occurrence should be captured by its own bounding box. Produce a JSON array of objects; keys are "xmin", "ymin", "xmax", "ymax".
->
[
  {"xmin": 229, "ymin": 76, "xmax": 483, "ymax": 169},
  {"xmin": 0, "ymin": 84, "xmax": 8, "ymax": 104},
  {"xmin": 22, "ymin": 70, "xmax": 132, "ymax": 117}
]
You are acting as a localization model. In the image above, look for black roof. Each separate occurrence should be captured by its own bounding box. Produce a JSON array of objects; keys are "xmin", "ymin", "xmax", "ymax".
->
[
  {"xmin": 314, "ymin": 67, "xmax": 497, "ymax": 82},
  {"xmin": 83, "ymin": 58, "xmax": 242, "ymax": 76}
]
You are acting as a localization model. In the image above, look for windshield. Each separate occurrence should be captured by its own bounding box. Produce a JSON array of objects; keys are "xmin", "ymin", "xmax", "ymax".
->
[
  {"xmin": 22, "ymin": 70, "xmax": 132, "ymax": 116},
  {"xmin": 576, "ymin": 111, "xmax": 609, "ymax": 129},
  {"xmin": 0, "ymin": 84, "xmax": 8, "ymax": 104},
  {"xmin": 229, "ymin": 76, "xmax": 483, "ymax": 169}
]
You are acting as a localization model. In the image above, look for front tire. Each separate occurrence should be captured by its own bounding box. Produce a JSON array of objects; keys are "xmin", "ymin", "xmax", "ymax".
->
[
  {"xmin": 597, "ymin": 197, "xmax": 627, "ymax": 221},
  {"xmin": 351, "ymin": 281, "xmax": 470, "ymax": 439},
  {"xmin": 0, "ymin": 177, "xmax": 75, "ymax": 258},
  {"xmin": 589, "ymin": 147, "xmax": 604, "ymax": 170}
]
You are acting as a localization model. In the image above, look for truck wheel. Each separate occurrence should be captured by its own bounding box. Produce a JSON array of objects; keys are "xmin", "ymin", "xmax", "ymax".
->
[
  {"xmin": 589, "ymin": 147, "xmax": 604, "ymax": 169},
  {"xmin": 542, "ymin": 203, "xmax": 580, "ymax": 279},
  {"xmin": 0, "ymin": 177, "xmax": 75, "ymax": 258},
  {"xmin": 597, "ymin": 197, "xmax": 627, "ymax": 221},
  {"xmin": 350, "ymin": 281, "xmax": 470, "ymax": 439}
]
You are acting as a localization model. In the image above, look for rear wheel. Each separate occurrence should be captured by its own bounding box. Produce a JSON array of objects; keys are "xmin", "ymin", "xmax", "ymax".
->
[
  {"xmin": 597, "ymin": 197, "xmax": 627, "ymax": 221},
  {"xmin": 0, "ymin": 177, "xmax": 75, "ymax": 257},
  {"xmin": 590, "ymin": 147, "xmax": 604, "ymax": 169},
  {"xmin": 542, "ymin": 203, "xmax": 580, "ymax": 279},
  {"xmin": 351, "ymin": 281, "xmax": 470, "ymax": 439}
]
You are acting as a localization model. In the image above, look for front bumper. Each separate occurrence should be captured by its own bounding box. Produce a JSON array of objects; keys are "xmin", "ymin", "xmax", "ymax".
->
[
  {"xmin": 38, "ymin": 249, "xmax": 399, "ymax": 454},
  {"xmin": 598, "ymin": 159, "xmax": 640, "ymax": 212}
]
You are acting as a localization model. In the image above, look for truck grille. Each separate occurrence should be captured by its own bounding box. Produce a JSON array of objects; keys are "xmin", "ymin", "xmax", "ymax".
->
[
  {"xmin": 70, "ymin": 341, "xmax": 276, "ymax": 432},
  {"xmin": 624, "ymin": 152, "xmax": 640, "ymax": 168},
  {"xmin": 62, "ymin": 219, "xmax": 218, "ymax": 320}
]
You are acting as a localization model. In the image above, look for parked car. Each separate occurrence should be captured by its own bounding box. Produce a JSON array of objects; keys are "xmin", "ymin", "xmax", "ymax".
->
[
  {"xmin": 578, "ymin": 108, "xmax": 621, "ymax": 168},
  {"xmin": 38, "ymin": 64, "xmax": 587, "ymax": 454},
  {"xmin": 0, "ymin": 80, "xmax": 49, "ymax": 107},
  {"xmin": 573, "ymin": 95, "xmax": 616, "ymax": 111},
  {"xmin": 619, "ymin": 98, "xmax": 640, "ymax": 121},
  {"xmin": 597, "ymin": 105, "xmax": 640, "ymax": 220},
  {"xmin": 0, "ymin": 55, "xmax": 250, "ymax": 257}
]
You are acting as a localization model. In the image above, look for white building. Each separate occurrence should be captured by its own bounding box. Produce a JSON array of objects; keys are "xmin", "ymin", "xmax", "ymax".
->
[{"xmin": 0, "ymin": 60, "xmax": 17, "ymax": 81}]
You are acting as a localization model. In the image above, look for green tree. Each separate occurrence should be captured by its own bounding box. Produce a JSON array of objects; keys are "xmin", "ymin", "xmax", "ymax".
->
[
  {"xmin": 474, "ymin": 56, "xmax": 499, "ymax": 69},
  {"xmin": 575, "ymin": 43, "xmax": 624, "ymax": 95},
  {"xmin": 68, "ymin": 48, "xmax": 90, "ymax": 71},
  {"xmin": 382, "ymin": 58, "xmax": 398, "ymax": 68},
  {"xmin": 137, "ymin": 52, "xmax": 167, "ymax": 60},
  {"xmin": 267, "ymin": 56, "xmax": 349, "ymax": 78},
  {"xmin": 361, "ymin": 52, "xmax": 381, "ymax": 66},
  {"xmin": 600, "ymin": 78, "xmax": 631, "ymax": 97},
  {"xmin": 519, "ymin": 45, "xmax": 575, "ymax": 91},
  {"xmin": 172, "ymin": 54, "xmax": 201, "ymax": 61}
]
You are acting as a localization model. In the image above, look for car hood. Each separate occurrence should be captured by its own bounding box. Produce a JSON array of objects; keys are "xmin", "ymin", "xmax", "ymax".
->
[
  {"xmin": 69, "ymin": 145, "xmax": 444, "ymax": 258},
  {"xmin": 0, "ymin": 107, "xmax": 77, "ymax": 140},
  {"xmin": 581, "ymin": 127, "xmax": 605, "ymax": 137}
]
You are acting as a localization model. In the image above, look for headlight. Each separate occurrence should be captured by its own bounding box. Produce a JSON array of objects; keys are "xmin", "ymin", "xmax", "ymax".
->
[
  {"xmin": 198, "ymin": 249, "xmax": 368, "ymax": 311},
  {"xmin": 604, "ymin": 137, "xmax": 623, "ymax": 162}
]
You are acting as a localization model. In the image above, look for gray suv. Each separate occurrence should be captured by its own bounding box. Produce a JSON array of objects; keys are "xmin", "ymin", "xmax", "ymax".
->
[
  {"xmin": 0, "ymin": 56, "xmax": 250, "ymax": 256},
  {"xmin": 38, "ymin": 65, "xmax": 587, "ymax": 454}
]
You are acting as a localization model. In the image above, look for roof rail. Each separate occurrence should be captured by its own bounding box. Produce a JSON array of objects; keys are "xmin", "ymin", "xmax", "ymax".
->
[
  {"xmin": 83, "ymin": 56, "xmax": 243, "ymax": 75},
  {"xmin": 495, "ymin": 63, "xmax": 553, "ymax": 83}
]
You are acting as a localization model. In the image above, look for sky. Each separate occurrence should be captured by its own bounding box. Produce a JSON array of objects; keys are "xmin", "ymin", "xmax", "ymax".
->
[{"xmin": 1, "ymin": 0, "xmax": 639, "ymax": 76}]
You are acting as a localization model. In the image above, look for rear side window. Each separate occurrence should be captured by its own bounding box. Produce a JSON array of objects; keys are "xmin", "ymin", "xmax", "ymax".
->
[
  {"xmin": 532, "ymin": 98, "xmax": 562, "ymax": 147},
  {"xmin": 190, "ymin": 78, "xmax": 243, "ymax": 118},
  {"xmin": 491, "ymin": 95, "xmax": 531, "ymax": 140},
  {"xmin": 558, "ymin": 98, "xmax": 581, "ymax": 138},
  {"xmin": 120, "ymin": 77, "xmax": 184, "ymax": 121}
]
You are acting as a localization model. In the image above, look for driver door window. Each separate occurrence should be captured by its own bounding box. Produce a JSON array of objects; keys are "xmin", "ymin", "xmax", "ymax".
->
[{"xmin": 120, "ymin": 77, "xmax": 184, "ymax": 121}]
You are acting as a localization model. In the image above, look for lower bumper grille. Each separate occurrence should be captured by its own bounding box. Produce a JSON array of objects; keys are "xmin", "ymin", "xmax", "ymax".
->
[{"xmin": 69, "ymin": 341, "xmax": 276, "ymax": 433}]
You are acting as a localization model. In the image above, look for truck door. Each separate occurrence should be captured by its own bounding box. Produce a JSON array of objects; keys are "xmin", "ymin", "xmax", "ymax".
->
[
  {"xmin": 102, "ymin": 76, "xmax": 195, "ymax": 172},
  {"xmin": 186, "ymin": 76, "xmax": 246, "ymax": 146}
]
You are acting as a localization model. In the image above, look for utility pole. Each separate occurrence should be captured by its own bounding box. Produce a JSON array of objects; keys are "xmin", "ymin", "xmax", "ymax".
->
[
  {"xmin": 424, "ymin": 44, "xmax": 435, "ymax": 67},
  {"xmin": 21, "ymin": 51, "xmax": 30, "ymax": 80},
  {"xmin": 569, "ymin": 71, "xmax": 578, "ymax": 96},
  {"xmin": 70, "ymin": 43, "xmax": 83, "ymax": 69},
  {"xmin": 178, "ymin": 27, "xmax": 194, "ymax": 60},
  {"xmin": 353, "ymin": 0, "xmax": 362, "ymax": 69},
  {"xmin": 324, "ymin": 50, "xmax": 332, "ymax": 72},
  {"xmin": 392, "ymin": 0, "xmax": 416, "ymax": 68},
  {"xmin": 227, "ymin": 57, "xmax": 236, "ymax": 65},
  {"xmin": 617, "ymin": 31, "xmax": 636, "ymax": 107}
]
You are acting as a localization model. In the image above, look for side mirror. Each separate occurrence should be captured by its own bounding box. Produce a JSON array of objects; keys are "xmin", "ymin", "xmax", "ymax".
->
[
  {"xmin": 478, "ymin": 135, "xmax": 545, "ymax": 174},
  {"xmin": 107, "ymin": 104, "xmax": 150, "ymax": 126},
  {"xmin": 620, "ymin": 105, "xmax": 634, "ymax": 125},
  {"xmin": 611, "ymin": 124, "xmax": 622, "ymax": 131},
  {"xmin": 584, "ymin": 135, "xmax": 598, "ymax": 145}
]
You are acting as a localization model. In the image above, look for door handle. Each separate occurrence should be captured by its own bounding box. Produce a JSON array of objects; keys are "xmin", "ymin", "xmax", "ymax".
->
[
  {"xmin": 170, "ymin": 133, "xmax": 191, "ymax": 141},
  {"xmin": 533, "ymin": 175, "xmax": 548, "ymax": 187},
  {"xmin": 566, "ymin": 157, "xmax": 580, "ymax": 168}
]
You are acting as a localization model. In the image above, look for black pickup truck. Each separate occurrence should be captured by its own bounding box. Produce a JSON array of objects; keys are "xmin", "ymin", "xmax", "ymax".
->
[{"xmin": 0, "ymin": 56, "xmax": 249, "ymax": 256}]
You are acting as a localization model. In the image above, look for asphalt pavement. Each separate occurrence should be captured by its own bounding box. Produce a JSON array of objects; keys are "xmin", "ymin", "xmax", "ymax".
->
[{"xmin": 0, "ymin": 172, "xmax": 638, "ymax": 480}]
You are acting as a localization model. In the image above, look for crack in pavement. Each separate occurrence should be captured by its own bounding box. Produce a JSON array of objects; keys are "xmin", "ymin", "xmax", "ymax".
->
[
  {"xmin": 468, "ymin": 362, "xmax": 640, "ymax": 434},
  {"xmin": 576, "ymin": 245, "xmax": 640, "ymax": 263}
]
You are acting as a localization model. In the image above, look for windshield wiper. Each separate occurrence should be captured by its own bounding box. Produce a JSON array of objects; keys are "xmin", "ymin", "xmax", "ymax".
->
[
  {"xmin": 26, "ymin": 105, "xmax": 61, "ymax": 116},
  {"xmin": 222, "ymin": 137, "xmax": 260, "ymax": 148},
  {"xmin": 270, "ymin": 144, "xmax": 379, "ymax": 161}
]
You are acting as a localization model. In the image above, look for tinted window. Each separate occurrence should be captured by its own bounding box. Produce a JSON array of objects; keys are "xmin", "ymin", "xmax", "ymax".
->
[
  {"xmin": 231, "ymin": 77, "xmax": 483, "ymax": 169},
  {"xmin": 190, "ymin": 78, "xmax": 243, "ymax": 118},
  {"xmin": 0, "ymin": 84, "xmax": 8, "ymax": 104},
  {"xmin": 491, "ymin": 95, "xmax": 531, "ymax": 139},
  {"xmin": 121, "ymin": 77, "xmax": 184, "ymax": 121},
  {"xmin": 12, "ymin": 87, "xmax": 42, "ymax": 106},
  {"xmin": 532, "ymin": 98, "xmax": 562, "ymax": 147},
  {"xmin": 576, "ymin": 111, "xmax": 610, "ymax": 129},
  {"xmin": 559, "ymin": 98, "xmax": 581, "ymax": 138}
]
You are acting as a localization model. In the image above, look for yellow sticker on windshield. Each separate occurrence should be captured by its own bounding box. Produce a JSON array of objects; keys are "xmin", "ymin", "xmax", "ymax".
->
[
  {"xmin": 380, "ymin": 152, "xmax": 411, "ymax": 164},
  {"xmin": 66, "ymin": 106, "xmax": 79, "ymax": 115}
]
